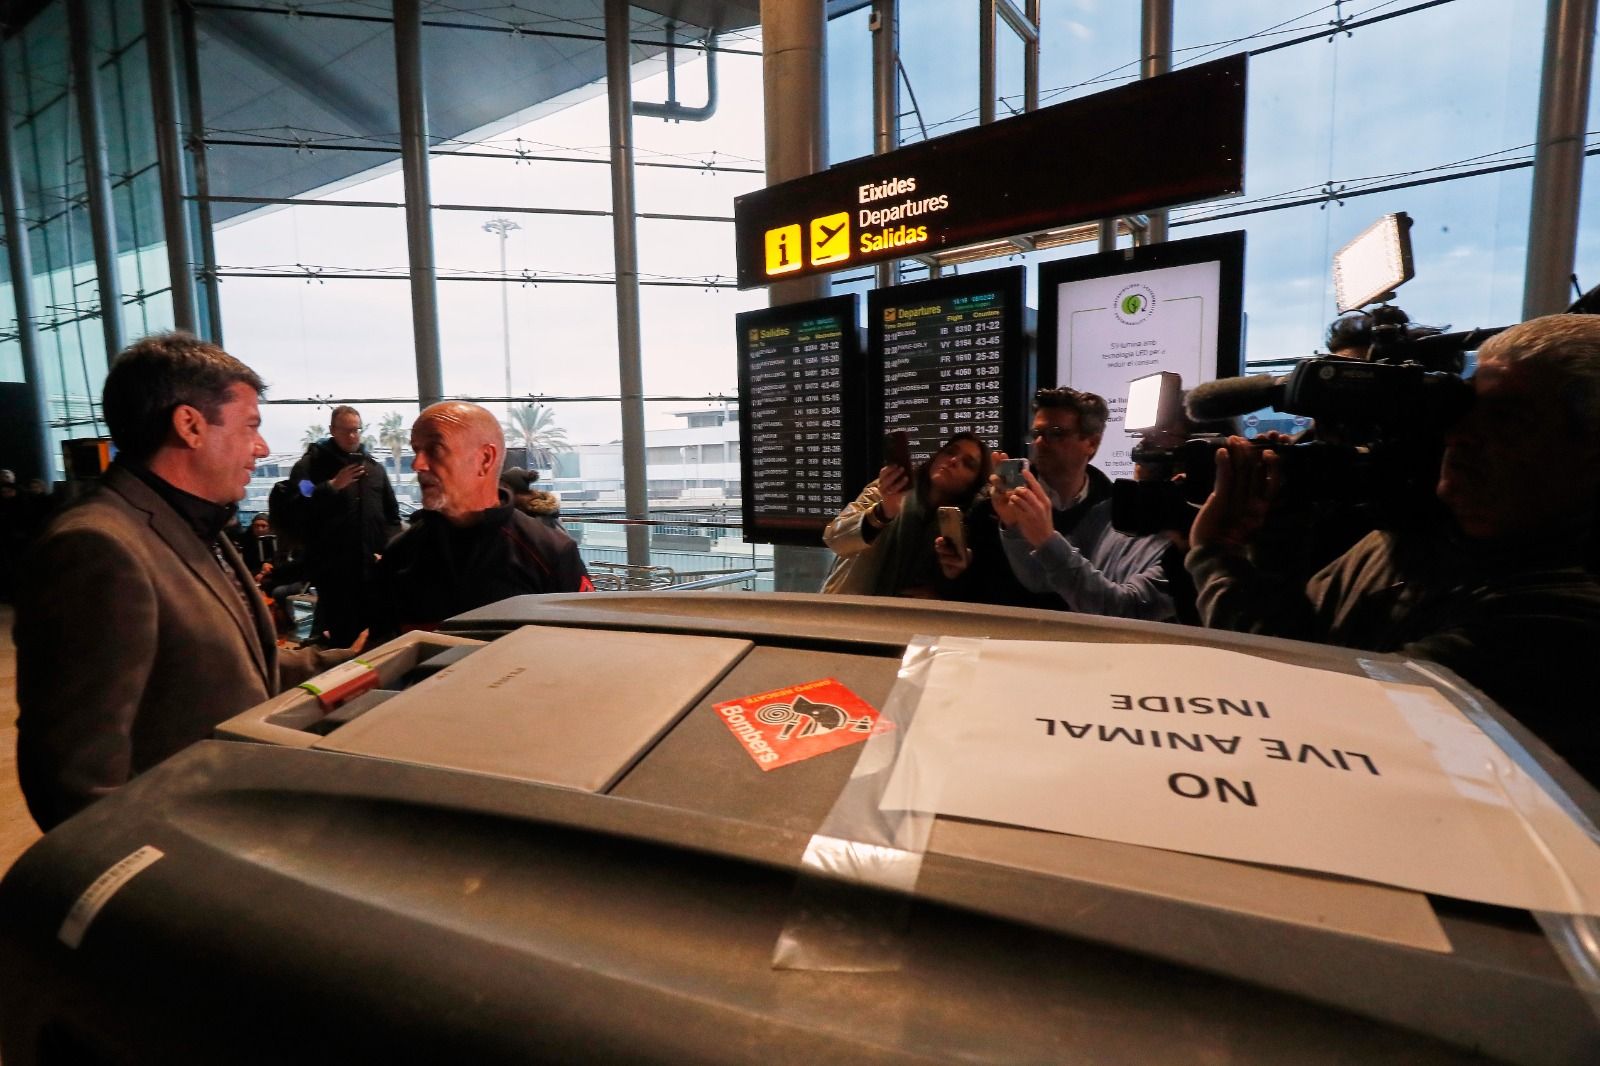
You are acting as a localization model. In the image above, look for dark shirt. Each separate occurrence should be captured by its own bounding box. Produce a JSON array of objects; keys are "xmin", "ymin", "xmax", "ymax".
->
[
  {"xmin": 125, "ymin": 462, "xmax": 236, "ymax": 546},
  {"xmin": 372, "ymin": 494, "xmax": 590, "ymax": 639}
]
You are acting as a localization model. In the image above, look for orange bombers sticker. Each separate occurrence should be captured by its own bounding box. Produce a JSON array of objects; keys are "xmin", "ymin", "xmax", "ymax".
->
[{"xmin": 714, "ymin": 678, "xmax": 891, "ymax": 771}]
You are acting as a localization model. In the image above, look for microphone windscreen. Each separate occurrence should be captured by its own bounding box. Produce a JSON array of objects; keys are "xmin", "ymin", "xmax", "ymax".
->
[{"xmin": 1184, "ymin": 375, "xmax": 1286, "ymax": 421}]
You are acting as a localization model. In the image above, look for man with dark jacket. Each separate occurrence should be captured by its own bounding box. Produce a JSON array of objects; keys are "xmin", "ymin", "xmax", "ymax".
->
[
  {"xmin": 288, "ymin": 406, "xmax": 401, "ymax": 644},
  {"xmin": 373, "ymin": 402, "xmax": 590, "ymax": 639},
  {"xmin": 14, "ymin": 333, "xmax": 359, "ymax": 829}
]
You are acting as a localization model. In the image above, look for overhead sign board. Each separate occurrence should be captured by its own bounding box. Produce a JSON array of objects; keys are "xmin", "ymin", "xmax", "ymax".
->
[{"xmin": 734, "ymin": 55, "xmax": 1246, "ymax": 289}]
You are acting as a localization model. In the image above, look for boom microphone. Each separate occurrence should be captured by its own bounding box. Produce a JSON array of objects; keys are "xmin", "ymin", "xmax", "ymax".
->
[{"xmin": 1184, "ymin": 374, "xmax": 1288, "ymax": 422}]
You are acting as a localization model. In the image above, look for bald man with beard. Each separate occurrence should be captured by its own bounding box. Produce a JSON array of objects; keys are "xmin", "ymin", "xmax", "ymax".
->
[{"xmin": 371, "ymin": 401, "xmax": 590, "ymax": 638}]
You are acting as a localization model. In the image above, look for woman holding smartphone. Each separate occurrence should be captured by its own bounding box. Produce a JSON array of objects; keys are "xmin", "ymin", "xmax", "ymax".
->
[{"xmin": 822, "ymin": 431, "xmax": 991, "ymax": 597}]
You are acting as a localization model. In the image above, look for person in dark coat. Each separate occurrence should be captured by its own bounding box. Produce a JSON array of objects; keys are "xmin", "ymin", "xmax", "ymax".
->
[
  {"xmin": 373, "ymin": 402, "xmax": 590, "ymax": 640},
  {"xmin": 288, "ymin": 405, "xmax": 402, "ymax": 644},
  {"xmin": 14, "ymin": 332, "xmax": 360, "ymax": 829}
]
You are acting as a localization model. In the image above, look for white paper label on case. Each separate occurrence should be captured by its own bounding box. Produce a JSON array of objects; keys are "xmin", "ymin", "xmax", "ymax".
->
[{"xmin": 58, "ymin": 845, "xmax": 165, "ymax": 949}]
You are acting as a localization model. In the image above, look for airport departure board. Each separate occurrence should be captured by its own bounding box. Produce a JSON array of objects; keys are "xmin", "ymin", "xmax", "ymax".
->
[
  {"xmin": 868, "ymin": 266, "xmax": 1031, "ymax": 465},
  {"xmin": 735, "ymin": 295, "xmax": 867, "ymax": 545}
]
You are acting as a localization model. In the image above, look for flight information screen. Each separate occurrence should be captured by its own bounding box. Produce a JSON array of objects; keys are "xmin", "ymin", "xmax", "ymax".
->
[
  {"xmin": 868, "ymin": 265, "xmax": 1031, "ymax": 465},
  {"xmin": 736, "ymin": 295, "xmax": 866, "ymax": 545}
]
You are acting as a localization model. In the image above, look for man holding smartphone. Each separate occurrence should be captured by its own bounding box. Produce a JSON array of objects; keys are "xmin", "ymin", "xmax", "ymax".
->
[
  {"xmin": 288, "ymin": 405, "xmax": 402, "ymax": 644},
  {"xmin": 941, "ymin": 387, "xmax": 1174, "ymax": 620}
]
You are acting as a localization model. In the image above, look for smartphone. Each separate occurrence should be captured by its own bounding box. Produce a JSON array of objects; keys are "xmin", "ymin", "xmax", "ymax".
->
[
  {"xmin": 883, "ymin": 430, "xmax": 913, "ymax": 480},
  {"xmin": 937, "ymin": 506, "xmax": 967, "ymax": 554},
  {"xmin": 995, "ymin": 457, "xmax": 1029, "ymax": 489}
]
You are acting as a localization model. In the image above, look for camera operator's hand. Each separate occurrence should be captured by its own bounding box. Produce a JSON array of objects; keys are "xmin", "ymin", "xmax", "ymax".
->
[
  {"xmin": 1190, "ymin": 436, "xmax": 1281, "ymax": 552},
  {"xmin": 877, "ymin": 463, "xmax": 912, "ymax": 519},
  {"xmin": 934, "ymin": 535, "xmax": 970, "ymax": 579}
]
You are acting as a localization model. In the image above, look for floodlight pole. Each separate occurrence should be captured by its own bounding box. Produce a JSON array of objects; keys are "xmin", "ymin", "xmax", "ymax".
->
[{"xmin": 483, "ymin": 217, "xmax": 520, "ymax": 417}]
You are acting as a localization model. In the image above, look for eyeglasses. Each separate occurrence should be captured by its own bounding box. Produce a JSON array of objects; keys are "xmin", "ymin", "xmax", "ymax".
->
[{"xmin": 1031, "ymin": 426, "xmax": 1080, "ymax": 442}]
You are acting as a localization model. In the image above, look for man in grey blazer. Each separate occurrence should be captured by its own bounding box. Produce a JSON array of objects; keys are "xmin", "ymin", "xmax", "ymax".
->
[{"xmin": 14, "ymin": 333, "xmax": 360, "ymax": 830}]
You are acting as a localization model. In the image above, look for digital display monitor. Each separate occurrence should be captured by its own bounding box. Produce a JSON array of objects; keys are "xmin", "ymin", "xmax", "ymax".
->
[
  {"xmin": 867, "ymin": 265, "xmax": 1032, "ymax": 468},
  {"xmin": 735, "ymin": 296, "xmax": 867, "ymax": 546},
  {"xmin": 1040, "ymin": 231, "xmax": 1245, "ymax": 479}
]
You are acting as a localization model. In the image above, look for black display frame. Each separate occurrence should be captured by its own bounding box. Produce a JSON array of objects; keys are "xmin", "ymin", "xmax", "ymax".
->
[
  {"xmin": 865, "ymin": 264, "xmax": 1032, "ymax": 468},
  {"xmin": 735, "ymin": 294, "xmax": 868, "ymax": 547},
  {"xmin": 1037, "ymin": 230, "xmax": 1246, "ymax": 396}
]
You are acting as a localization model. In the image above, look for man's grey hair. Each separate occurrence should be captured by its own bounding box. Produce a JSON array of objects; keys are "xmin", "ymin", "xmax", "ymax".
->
[
  {"xmin": 329, "ymin": 404, "xmax": 361, "ymax": 428},
  {"xmin": 1478, "ymin": 314, "xmax": 1600, "ymax": 440}
]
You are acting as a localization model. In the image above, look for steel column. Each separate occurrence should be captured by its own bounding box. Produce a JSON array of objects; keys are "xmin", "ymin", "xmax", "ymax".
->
[
  {"xmin": 1023, "ymin": 0, "xmax": 1039, "ymax": 111},
  {"xmin": 979, "ymin": 0, "xmax": 996, "ymax": 124},
  {"xmin": 67, "ymin": 0, "xmax": 125, "ymax": 361},
  {"xmin": 1141, "ymin": 0, "xmax": 1173, "ymax": 244},
  {"xmin": 394, "ymin": 0, "xmax": 443, "ymax": 404},
  {"xmin": 143, "ymin": 0, "xmax": 197, "ymax": 331},
  {"xmin": 1098, "ymin": 218, "xmax": 1118, "ymax": 253},
  {"xmin": 604, "ymin": 0, "xmax": 651, "ymax": 567},
  {"xmin": 177, "ymin": 0, "xmax": 224, "ymax": 343},
  {"xmin": 761, "ymin": 0, "xmax": 832, "ymax": 591},
  {"xmin": 0, "ymin": 45, "xmax": 55, "ymax": 481},
  {"xmin": 872, "ymin": 0, "xmax": 899, "ymax": 289},
  {"xmin": 762, "ymin": 0, "xmax": 828, "ymax": 309},
  {"xmin": 1523, "ymin": 0, "xmax": 1598, "ymax": 319}
]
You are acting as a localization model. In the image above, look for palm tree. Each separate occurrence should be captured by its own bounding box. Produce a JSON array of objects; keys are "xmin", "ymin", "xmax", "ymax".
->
[
  {"xmin": 300, "ymin": 423, "xmax": 325, "ymax": 448},
  {"xmin": 378, "ymin": 411, "xmax": 408, "ymax": 479},
  {"xmin": 507, "ymin": 403, "xmax": 572, "ymax": 470}
]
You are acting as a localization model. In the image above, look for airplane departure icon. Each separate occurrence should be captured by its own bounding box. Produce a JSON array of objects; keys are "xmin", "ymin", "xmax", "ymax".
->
[{"xmin": 809, "ymin": 211, "xmax": 851, "ymax": 267}]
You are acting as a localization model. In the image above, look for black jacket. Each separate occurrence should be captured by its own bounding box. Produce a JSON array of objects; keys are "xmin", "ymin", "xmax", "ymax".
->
[
  {"xmin": 372, "ymin": 494, "xmax": 591, "ymax": 640},
  {"xmin": 288, "ymin": 439, "xmax": 402, "ymax": 579}
]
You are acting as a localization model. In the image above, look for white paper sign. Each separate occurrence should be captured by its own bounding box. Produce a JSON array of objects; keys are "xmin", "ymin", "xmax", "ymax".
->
[
  {"xmin": 879, "ymin": 640, "xmax": 1600, "ymax": 915},
  {"xmin": 1056, "ymin": 260, "xmax": 1221, "ymax": 478}
]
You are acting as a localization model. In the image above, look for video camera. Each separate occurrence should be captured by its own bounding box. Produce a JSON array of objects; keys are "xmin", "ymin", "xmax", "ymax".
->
[{"xmin": 1111, "ymin": 213, "xmax": 1493, "ymax": 537}]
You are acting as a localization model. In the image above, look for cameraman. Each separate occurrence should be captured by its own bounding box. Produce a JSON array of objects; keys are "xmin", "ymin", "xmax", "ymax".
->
[{"xmin": 1186, "ymin": 315, "xmax": 1600, "ymax": 783}]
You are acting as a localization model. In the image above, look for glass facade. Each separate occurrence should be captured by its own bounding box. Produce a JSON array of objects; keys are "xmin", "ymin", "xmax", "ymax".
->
[
  {"xmin": 2, "ymin": 0, "xmax": 179, "ymax": 469},
  {"xmin": 2, "ymin": 0, "xmax": 1597, "ymax": 577}
]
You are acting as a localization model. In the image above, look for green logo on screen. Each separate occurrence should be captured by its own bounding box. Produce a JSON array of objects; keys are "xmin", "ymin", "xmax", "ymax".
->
[{"xmin": 1114, "ymin": 283, "xmax": 1156, "ymax": 325}]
